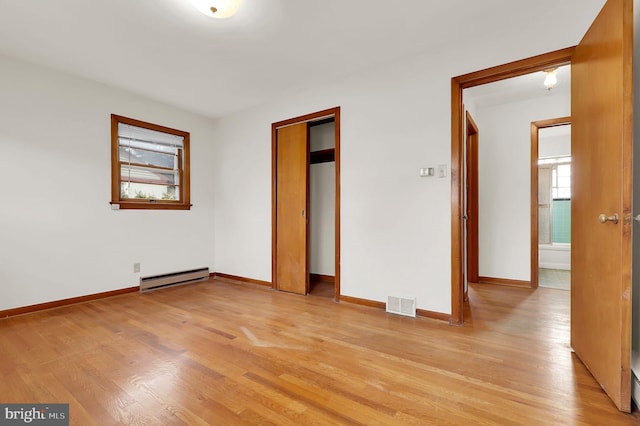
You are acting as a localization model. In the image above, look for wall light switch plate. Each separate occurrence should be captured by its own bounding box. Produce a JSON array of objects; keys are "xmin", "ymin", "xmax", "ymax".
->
[
  {"xmin": 438, "ymin": 164, "xmax": 447, "ymax": 178},
  {"xmin": 420, "ymin": 167, "xmax": 435, "ymax": 177}
]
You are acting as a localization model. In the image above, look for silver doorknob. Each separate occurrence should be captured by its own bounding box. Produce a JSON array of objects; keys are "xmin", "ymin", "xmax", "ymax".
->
[{"xmin": 599, "ymin": 213, "xmax": 619, "ymax": 224}]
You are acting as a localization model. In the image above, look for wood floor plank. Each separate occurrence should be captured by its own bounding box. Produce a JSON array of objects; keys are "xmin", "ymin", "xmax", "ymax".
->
[{"xmin": 0, "ymin": 279, "xmax": 638, "ymax": 424}]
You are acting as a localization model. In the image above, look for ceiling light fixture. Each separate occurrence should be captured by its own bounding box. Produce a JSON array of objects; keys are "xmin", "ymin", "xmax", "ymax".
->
[
  {"xmin": 188, "ymin": 0, "xmax": 244, "ymax": 19},
  {"xmin": 543, "ymin": 68, "xmax": 558, "ymax": 91}
]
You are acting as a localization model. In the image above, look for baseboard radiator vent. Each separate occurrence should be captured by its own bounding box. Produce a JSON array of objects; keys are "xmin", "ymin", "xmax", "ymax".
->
[
  {"xmin": 386, "ymin": 296, "xmax": 416, "ymax": 317},
  {"xmin": 140, "ymin": 267, "xmax": 209, "ymax": 292}
]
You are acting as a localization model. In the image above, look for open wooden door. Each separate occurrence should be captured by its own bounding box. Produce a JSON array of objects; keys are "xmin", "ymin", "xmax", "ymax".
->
[
  {"xmin": 571, "ymin": 0, "xmax": 633, "ymax": 412},
  {"xmin": 275, "ymin": 122, "xmax": 310, "ymax": 295}
]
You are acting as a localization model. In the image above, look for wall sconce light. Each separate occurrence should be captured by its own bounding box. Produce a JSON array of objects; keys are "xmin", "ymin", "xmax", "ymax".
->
[
  {"xmin": 188, "ymin": 0, "xmax": 244, "ymax": 19},
  {"xmin": 544, "ymin": 68, "xmax": 558, "ymax": 91}
]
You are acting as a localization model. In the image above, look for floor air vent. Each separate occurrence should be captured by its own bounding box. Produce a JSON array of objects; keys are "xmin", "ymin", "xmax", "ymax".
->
[
  {"xmin": 386, "ymin": 296, "xmax": 416, "ymax": 317},
  {"xmin": 140, "ymin": 267, "xmax": 209, "ymax": 292}
]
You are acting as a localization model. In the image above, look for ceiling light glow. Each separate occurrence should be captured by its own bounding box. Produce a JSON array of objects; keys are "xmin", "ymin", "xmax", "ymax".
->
[
  {"xmin": 188, "ymin": 0, "xmax": 244, "ymax": 19},
  {"xmin": 544, "ymin": 68, "xmax": 558, "ymax": 91}
]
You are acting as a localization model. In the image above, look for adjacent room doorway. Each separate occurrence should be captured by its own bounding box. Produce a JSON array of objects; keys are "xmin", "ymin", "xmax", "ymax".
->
[
  {"xmin": 451, "ymin": 0, "xmax": 632, "ymax": 412},
  {"xmin": 531, "ymin": 118, "xmax": 572, "ymax": 291}
]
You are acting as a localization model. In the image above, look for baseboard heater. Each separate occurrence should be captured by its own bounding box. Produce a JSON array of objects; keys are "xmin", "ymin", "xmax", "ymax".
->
[{"xmin": 140, "ymin": 267, "xmax": 209, "ymax": 292}]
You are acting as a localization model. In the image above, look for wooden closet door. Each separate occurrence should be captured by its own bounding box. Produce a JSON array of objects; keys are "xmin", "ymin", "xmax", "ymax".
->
[{"xmin": 276, "ymin": 123, "xmax": 309, "ymax": 294}]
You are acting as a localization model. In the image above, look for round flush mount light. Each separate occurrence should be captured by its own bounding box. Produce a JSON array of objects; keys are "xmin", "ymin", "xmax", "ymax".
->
[{"xmin": 188, "ymin": 0, "xmax": 244, "ymax": 19}]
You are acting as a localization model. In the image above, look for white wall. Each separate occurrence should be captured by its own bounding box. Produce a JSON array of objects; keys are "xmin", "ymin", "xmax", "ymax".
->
[
  {"xmin": 0, "ymin": 40, "xmax": 584, "ymax": 316},
  {"xmin": 474, "ymin": 94, "xmax": 570, "ymax": 282},
  {"xmin": 310, "ymin": 163, "xmax": 335, "ymax": 275},
  {"xmin": 310, "ymin": 123, "xmax": 335, "ymax": 276},
  {"xmin": 310, "ymin": 122, "xmax": 335, "ymax": 152},
  {"xmin": 0, "ymin": 53, "xmax": 216, "ymax": 311},
  {"xmin": 211, "ymin": 40, "xmax": 558, "ymax": 314},
  {"xmin": 539, "ymin": 127, "xmax": 571, "ymax": 158},
  {"xmin": 0, "ymin": 26, "xmax": 590, "ymax": 317}
]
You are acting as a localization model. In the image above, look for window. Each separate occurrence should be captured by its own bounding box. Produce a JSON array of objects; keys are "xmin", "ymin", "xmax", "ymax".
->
[
  {"xmin": 538, "ymin": 156, "xmax": 571, "ymax": 244},
  {"xmin": 111, "ymin": 114, "xmax": 190, "ymax": 210},
  {"xmin": 551, "ymin": 163, "xmax": 571, "ymax": 199}
]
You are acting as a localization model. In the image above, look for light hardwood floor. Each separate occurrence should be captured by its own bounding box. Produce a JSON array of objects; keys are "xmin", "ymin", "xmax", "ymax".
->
[
  {"xmin": 539, "ymin": 268, "xmax": 571, "ymax": 290},
  {"xmin": 1, "ymin": 278, "xmax": 638, "ymax": 425}
]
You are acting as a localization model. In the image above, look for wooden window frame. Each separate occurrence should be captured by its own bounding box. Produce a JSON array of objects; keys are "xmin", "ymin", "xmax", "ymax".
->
[{"xmin": 111, "ymin": 114, "xmax": 191, "ymax": 210}]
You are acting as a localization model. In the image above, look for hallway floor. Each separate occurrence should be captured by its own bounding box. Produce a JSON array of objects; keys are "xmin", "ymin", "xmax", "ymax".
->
[{"xmin": 539, "ymin": 268, "xmax": 570, "ymax": 290}]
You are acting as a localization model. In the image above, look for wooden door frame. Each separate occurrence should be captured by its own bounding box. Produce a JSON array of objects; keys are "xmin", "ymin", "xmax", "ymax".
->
[
  {"xmin": 530, "ymin": 117, "xmax": 572, "ymax": 290},
  {"xmin": 465, "ymin": 111, "xmax": 479, "ymax": 293},
  {"xmin": 272, "ymin": 107, "xmax": 341, "ymax": 301},
  {"xmin": 450, "ymin": 47, "xmax": 574, "ymax": 325}
]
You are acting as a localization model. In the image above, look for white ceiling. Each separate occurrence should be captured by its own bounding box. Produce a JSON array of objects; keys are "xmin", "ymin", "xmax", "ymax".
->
[
  {"xmin": 0, "ymin": 0, "xmax": 606, "ymax": 119},
  {"xmin": 466, "ymin": 65, "xmax": 572, "ymax": 109}
]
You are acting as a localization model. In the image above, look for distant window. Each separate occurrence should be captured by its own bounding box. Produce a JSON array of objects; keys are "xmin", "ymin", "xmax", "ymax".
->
[
  {"xmin": 538, "ymin": 156, "xmax": 571, "ymax": 244},
  {"xmin": 111, "ymin": 114, "xmax": 190, "ymax": 210},
  {"xmin": 552, "ymin": 162, "xmax": 571, "ymax": 200},
  {"xmin": 539, "ymin": 156, "xmax": 571, "ymax": 199}
]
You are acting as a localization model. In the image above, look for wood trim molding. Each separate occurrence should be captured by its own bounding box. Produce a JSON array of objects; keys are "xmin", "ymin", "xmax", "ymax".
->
[
  {"xmin": 272, "ymin": 107, "xmax": 339, "ymax": 129},
  {"xmin": 454, "ymin": 47, "xmax": 575, "ymax": 89},
  {"xmin": 271, "ymin": 123, "xmax": 278, "ymax": 290},
  {"xmin": 478, "ymin": 276, "xmax": 531, "ymax": 288},
  {"xmin": 340, "ymin": 295, "xmax": 386, "ymax": 309},
  {"xmin": 0, "ymin": 287, "xmax": 139, "ymax": 319},
  {"xmin": 451, "ymin": 47, "xmax": 575, "ymax": 326},
  {"xmin": 341, "ymin": 296, "xmax": 450, "ymax": 322},
  {"xmin": 465, "ymin": 111, "xmax": 479, "ymax": 290},
  {"xmin": 416, "ymin": 309, "xmax": 452, "ymax": 322},
  {"xmin": 530, "ymin": 117, "xmax": 571, "ymax": 290},
  {"xmin": 334, "ymin": 109, "xmax": 341, "ymax": 302},
  {"xmin": 530, "ymin": 122, "xmax": 539, "ymax": 289},
  {"xmin": 213, "ymin": 273, "xmax": 272, "ymax": 287},
  {"xmin": 308, "ymin": 117, "xmax": 335, "ymax": 127},
  {"xmin": 310, "ymin": 273, "xmax": 335, "ymax": 284},
  {"xmin": 451, "ymin": 78, "xmax": 464, "ymax": 325}
]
